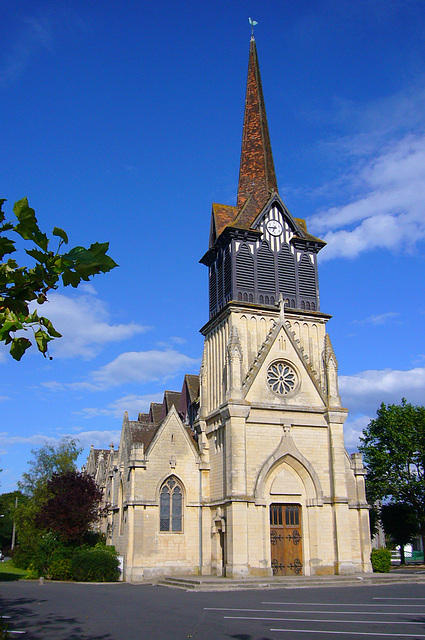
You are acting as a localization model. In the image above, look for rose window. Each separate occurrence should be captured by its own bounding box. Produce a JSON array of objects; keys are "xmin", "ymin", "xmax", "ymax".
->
[{"xmin": 267, "ymin": 361, "xmax": 297, "ymax": 395}]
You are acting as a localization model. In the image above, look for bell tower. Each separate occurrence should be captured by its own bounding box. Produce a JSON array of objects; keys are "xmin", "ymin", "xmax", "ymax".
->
[
  {"xmin": 201, "ymin": 35, "xmax": 325, "ymax": 320},
  {"xmin": 198, "ymin": 34, "xmax": 371, "ymax": 579}
]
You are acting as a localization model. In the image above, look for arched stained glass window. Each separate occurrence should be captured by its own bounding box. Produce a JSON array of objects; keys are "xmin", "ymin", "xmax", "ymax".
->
[{"xmin": 160, "ymin": 476, "xmax": 183, "ymax": 532}]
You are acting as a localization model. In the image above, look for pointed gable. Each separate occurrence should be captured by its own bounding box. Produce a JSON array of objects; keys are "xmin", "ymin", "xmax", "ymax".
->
[
  {"xmin": 243, "ymin": 318, "xmax": 327, "ymax": 409},
  {"xmin": 146, "ymin": 405, "xmax": 199, "ymax": 458}
]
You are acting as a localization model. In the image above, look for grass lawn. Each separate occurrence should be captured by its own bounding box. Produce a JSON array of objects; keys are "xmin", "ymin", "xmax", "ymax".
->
[{"xmin": 0, "ymin": 561, "xmax": 31, "ymax": 581}]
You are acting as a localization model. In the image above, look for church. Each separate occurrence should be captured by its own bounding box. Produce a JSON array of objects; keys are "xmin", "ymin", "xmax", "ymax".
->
[{"xmin": 85, "ymin": 34, "xmax": 372, "ymax": 581}]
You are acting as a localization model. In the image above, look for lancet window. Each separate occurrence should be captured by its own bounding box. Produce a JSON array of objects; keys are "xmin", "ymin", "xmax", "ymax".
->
[{"xmin": 160, "ymin": 476, "xmax": 183, "ymax": 532}]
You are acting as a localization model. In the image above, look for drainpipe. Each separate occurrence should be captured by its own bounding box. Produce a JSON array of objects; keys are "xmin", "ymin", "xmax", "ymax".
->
[{"xmin": 199, "ymin": 465, "xmax": 203, "ymax": 574}]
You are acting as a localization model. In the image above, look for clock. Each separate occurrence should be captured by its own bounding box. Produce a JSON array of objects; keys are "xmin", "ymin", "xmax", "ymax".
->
[{"xmin": 266, "ymin": 219, "xmax": 283, "ymax": 236}]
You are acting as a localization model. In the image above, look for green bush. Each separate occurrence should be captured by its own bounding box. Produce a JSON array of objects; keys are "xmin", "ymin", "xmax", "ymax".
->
[
  {"xmin": 12, "ymin": 546, "xmax": 33, "ymax": 570},
  {"xmin": 13, "ymin": 532, "xmax": 60, "ymax": 575},
  {"xmin": 371, "ymin": 547, "xmax": 391, "ymax": 573},
  {"xmin": 49, "ymin": 546, "xmax": 73, "ymax": 580},
  {"xmin": 71, "ymin": 547, "xmax": 120, "ymax": 582},
  {"xmin": 12, "ymin": 537, "xmax": 120, "ymax": 582}
]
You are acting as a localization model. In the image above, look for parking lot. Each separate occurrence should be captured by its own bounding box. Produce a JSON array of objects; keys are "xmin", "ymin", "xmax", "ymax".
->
[{"xmin": 1, "ymin": 579, "xmax": 425, "ymax": 639}]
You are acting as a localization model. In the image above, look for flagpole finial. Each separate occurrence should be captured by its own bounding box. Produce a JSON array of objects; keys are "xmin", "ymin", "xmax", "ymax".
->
[{"xmin": 248, "ymin": 17, "xmax": 258, "ymax": 38}]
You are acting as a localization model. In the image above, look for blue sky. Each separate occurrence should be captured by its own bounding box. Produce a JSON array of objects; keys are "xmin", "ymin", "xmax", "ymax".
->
[{"xmin": 2, "ymin": 0, "xmax": 425, "ymax": 493}]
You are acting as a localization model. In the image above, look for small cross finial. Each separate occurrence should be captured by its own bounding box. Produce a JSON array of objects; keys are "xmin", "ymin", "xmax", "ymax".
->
[{"xmin": 249, "ymin": 17, "xmax": 258, "ymax": 37}]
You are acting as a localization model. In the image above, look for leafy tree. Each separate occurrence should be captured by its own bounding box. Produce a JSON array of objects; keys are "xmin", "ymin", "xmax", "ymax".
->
[
  {"xmin": 380, "ymin": 502, "xmax": 419, "ymax": 565},
  {"xmin": 15, "ymin": 438, "xmax": 83, "ymax": 565},
  {"xmin": 0, "ymin": 197, "xmax": 117, "ymax": 360},
  {"xmin": 359, "ymin": 399, "xmax": 425, "ymax": 553},
  {"xmin": 13, "ymin": 439, "xmax": 110, "ymax": 579},
  {"xmin": 18, "ymin": 437, "xmax": 82, "ymax": 498},
  {"xmin": 35, "ymin": 471, "xmax": 103, "ymax": 544},
  {"xmin": 0, "ymin": 490, "xmax": 26, "ymax": 550}
]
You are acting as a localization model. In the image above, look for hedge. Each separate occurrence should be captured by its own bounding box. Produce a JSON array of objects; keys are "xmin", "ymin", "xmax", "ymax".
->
[
  {"xmin": 13, "ymin": 540, "xmax": 120, "ymax": 582},
  {"xmin": 71, "ymin": 547, "xmax": 120, "ymax": 582},
  {"xmin": 371, "ymin": 547, "xmax": 391, "ymax": 573}
]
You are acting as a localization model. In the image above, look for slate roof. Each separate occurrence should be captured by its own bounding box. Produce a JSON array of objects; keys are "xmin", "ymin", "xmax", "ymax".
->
[
  {"xmin": 164, "ymin": 390, "xmax": 182, "ymax": 414},
  {"xmin": 129, "ymin": 420, "xmax": 159, "ymax": 451},
  {"xmin": 149, "ymin": 402, "xmax": 164, "ymax": 424},
  {"xmin": 184, "ymin": 374, "xmax": 199, "ymax": 403},
  {"xmin": 92, "ymin": 449, "xmax": 110, "ymax": 465}
]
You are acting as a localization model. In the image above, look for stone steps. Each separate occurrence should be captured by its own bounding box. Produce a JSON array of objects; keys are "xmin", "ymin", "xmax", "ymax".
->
[{"xmin": 157, "ymin": 573, "xmax": 425, "ymax": 592}]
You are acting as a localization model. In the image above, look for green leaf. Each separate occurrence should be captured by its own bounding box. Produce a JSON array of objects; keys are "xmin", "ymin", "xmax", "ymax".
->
[
  {"xmin": 0, "ymin": 236, "xmax": 16, "ymax": 260},
  {"xmin": 34, "ymin": 329, "xmax": 53, "ymax": 354},
  {"xmin": 25, "ymin": 247, "xmax": 49, "ymax": 263},
  {"xmin": 10, "ymin": 337, "xmax": 32, "ymax": 361},
  {"xmin": 39, "ymin": 316, "xmax": 62, "ymax": 338},
  {"xmin": 1, "ymin": 197, "xmax": 116, "ymax": 360},
  {"xmin": 61, "ymin": 269, "xmax": 81, "ymax": 287},
  {"xmin": 13, "ymin": 197, "xmax": 49, "ymax": 251},
  {"xmin": 52, "ymin": 227, "xmax": 69, "ymax": 244}
]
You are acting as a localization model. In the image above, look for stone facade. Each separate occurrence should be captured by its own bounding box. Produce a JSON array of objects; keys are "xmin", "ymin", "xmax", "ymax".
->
[{"xmin": 85, "ymin": 36, "xmax": 372, "ymax": 580}]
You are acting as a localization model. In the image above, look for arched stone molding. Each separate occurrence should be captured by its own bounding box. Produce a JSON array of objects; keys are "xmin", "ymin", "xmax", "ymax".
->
[
  {"xmin": 254, "ymin": 430, "xmax": 324, "ymax": 507},
  {"xmin": 155, "ymin": 472, "xmax": 187, "ymax": 504}
]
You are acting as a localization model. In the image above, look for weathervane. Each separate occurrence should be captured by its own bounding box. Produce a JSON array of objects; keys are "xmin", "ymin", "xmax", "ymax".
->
[{"xmin": 249, "ymin": 17, "xmax": 258, "ymax": 37}]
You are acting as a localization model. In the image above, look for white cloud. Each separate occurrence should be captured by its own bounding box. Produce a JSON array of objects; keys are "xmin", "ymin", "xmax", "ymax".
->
[
  {"xmin": 42, "ymin": 348, "xmax": 199, "ymax": 392},
  {"xmin": 92, "ymin": 349, "xmax": 199, "ymax": 388},
  {"xmin": 76, "ymin": 392, "xmax": 164, "ymax": 420},
  {"xmin": 352, "ymin": 312, "xmax": 400, "ymax": 326},
  {"xmin": 340, "ymin": 365, "xmax": 425, "ymax": 451},
  {"xmin": 1, "ymin": 7, "xmax": 86, "ymax": 88},
  {"xmin": 310, "ymin": 132, "xmax": 425, "ymax": 260},
  {"xmin": 33, "ymin": 291, "xmax": 149, "ymax": 359},
  {"xmin": 339, "ymin": 366, "xmax": 425, "ymax": 416},
  {"xmin": 0, "ymin": 433, "xmax": 61, "ymax": 447},
  {"xmin": 157, "ymin": 336, "xmax": 187, "ymax": 348},
  {"xmin": 42, "ymin": 380, "xmax": 103, "ymax": 393},
  {"xmin": 0, "ymin": 15, "xmax": 53, "ymax": 86},
  {"xmin": 343, "ymin": 415, "xmax": 371, "ymax": 452},
  {"xmin": 72, "ymin": 430, "xmax": 122, "ymax": 450}
]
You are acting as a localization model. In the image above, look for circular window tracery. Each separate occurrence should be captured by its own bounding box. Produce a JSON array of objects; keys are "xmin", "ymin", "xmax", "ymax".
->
[{"xmin": 267, "ymin": 361, "xmax": 297, "ymax": 395}]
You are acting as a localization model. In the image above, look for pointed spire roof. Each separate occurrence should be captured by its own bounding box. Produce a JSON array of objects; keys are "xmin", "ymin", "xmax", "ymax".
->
[{"xmin": 237, "ymin": 36, "xmax": 278, "ymax": 214}]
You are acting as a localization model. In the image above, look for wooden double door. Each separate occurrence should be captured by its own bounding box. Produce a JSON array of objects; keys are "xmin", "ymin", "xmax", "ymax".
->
[{"xmin": 270, "ymin": 503, "xmax": 303, "ymax": 576}]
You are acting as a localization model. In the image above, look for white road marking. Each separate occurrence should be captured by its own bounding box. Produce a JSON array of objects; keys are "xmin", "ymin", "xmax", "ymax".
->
[
  {"xmin": 270, "ymin": 629, "xmax": 425, "ymax": 637},
  {"xmin": 205, "ymin": 607, "xmax": 424, "ymax": 616},
  {"xmin": 223, "ymin": 615, "xmax": 424, "ymax": 625},
  {"xmin": 263, "ymin": 601, "xmax": 425, "ymax": 608},
  {"xmin": 374, "ymin": 597, "xmax": 425, "ymax": 600}
]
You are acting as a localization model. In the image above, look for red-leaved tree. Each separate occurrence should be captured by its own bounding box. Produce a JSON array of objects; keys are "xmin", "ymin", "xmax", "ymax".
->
[{"xmin": 35, "ymin": 471, "xmax": 103, "ymax": 543}]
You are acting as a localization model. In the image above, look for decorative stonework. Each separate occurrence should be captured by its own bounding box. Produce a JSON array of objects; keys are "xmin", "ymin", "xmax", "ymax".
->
[{"xmin": 267, "ymin": 360, "xmax": 297, "ymax": 395}]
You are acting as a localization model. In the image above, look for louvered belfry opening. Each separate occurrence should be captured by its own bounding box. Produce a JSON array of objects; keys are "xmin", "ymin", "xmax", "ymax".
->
[{"xmin": 207, "ymin": 235, "xmax": 319, "ymax": 317}]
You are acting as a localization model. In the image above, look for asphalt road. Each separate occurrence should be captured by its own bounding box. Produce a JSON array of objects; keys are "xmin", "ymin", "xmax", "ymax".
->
[{"xmin": 1, "ymin": 579, "xmax": 425, "ymax": 640}]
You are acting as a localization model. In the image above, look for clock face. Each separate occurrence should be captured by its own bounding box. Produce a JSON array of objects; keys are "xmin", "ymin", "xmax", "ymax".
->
[{"xmin": 266, "ymin": 219, "xmax": 283, "ymax": 236}]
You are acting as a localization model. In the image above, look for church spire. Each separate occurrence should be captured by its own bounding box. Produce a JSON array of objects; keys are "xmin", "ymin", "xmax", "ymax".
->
[{"xmin": 237, "ymin": 35, "xmax": 278, "ymax": 211}]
